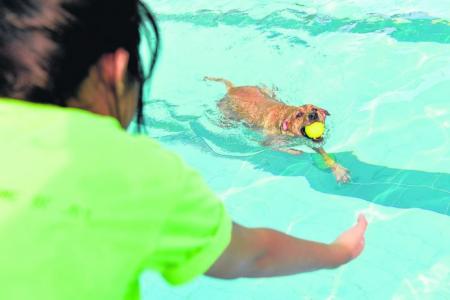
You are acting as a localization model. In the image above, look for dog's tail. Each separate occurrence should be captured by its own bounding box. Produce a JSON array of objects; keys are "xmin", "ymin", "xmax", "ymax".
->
[{"xmin": 203, "ymin": 76, "xmax": 234, "ymax": 91}]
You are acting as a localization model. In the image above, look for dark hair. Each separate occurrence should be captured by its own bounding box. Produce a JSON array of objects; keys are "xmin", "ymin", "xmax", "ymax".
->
[{"xmin": 0, "ymin": 0, "xmax": 159, "ymax": 129}]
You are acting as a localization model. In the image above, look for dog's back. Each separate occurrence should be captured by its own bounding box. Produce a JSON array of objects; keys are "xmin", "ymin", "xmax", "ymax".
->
[{"xmin": 205, "ymin": 77, "xmax": 287, "ymax": 128}]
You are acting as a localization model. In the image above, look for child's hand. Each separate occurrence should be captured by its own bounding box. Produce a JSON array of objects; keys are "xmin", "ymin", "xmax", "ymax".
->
[{"xmin": 331, "ymin": 214, "xmax": 368, "ymax": 264}]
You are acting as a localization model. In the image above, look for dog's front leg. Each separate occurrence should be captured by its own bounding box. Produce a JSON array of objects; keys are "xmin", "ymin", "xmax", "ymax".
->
[
  {"xmin": 313, "ymin": 147, "xmax": 351, "ymax": 183},
  {"xmin": 262, "ymin": 136, "xmax": 303, "ymax": 155}
]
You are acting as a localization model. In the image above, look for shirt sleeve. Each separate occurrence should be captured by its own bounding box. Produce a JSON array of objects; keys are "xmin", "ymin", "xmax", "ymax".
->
[
  {"xmin": 150, "ymin": 167, "xmax": 232, "ymax": 285},
  {"xmin": 117, "ymin": 136, "xmax": 232, "ymax": 285}
]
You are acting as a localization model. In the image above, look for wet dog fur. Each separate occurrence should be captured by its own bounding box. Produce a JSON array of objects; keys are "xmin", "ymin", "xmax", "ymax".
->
[{"xmin": 205, "ymin": 76, "xmax": 350, "ymax": 183}]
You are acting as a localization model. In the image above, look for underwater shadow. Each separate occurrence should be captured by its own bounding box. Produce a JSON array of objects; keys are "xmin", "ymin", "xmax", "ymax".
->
[
  {"xmin": 143, "ymin": 100, "xmax": 450, "ymax": 216},
  {"xmin": 157, "ymin": 9, "xmax": 450, "ymax": 45},
  {"xmin": 243, "ymin": 150, "xmax": 450, "ymax": 216}
]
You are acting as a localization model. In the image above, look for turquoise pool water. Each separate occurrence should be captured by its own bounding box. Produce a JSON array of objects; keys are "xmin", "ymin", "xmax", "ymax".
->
[{"xmin": 140, "ymin": 0, "xmax": 450, "ymax": 298}]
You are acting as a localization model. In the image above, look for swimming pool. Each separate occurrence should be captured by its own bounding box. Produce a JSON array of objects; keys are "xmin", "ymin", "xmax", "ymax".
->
[{"xmin": 140, "ymin": 0, "xmax": 450, "ymax": 298}]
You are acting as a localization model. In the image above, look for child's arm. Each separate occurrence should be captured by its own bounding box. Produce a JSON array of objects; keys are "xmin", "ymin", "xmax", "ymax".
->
[{"xmin": 206, "ymin": 215, "xmax": 367, "ymax": 279}]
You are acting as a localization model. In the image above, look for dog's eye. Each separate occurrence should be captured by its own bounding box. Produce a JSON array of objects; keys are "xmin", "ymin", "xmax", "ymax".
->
[{"xmin": 296, "ymin": 112, "xmax": 303, "ymax": 118}]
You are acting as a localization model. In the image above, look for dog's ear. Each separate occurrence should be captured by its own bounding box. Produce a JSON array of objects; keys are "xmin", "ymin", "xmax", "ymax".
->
[
  {"xmin": 282, "ymin": 119, "xmax": 289, "ymax": 131},
  {"xmin": 320, "ymin": 109, "xmax": 330, "ymax": 116}
]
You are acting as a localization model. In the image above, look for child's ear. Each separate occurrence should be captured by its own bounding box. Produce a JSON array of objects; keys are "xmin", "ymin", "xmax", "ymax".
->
[{"xmin": 98, "ymin": 48, "xmax": 130, "ymax": 96}]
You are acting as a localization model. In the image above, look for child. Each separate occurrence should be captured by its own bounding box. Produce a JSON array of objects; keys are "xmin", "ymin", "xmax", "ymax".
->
[{"xmin": 0, "ymin": 1, "xmax": 367, "ymax": 299}]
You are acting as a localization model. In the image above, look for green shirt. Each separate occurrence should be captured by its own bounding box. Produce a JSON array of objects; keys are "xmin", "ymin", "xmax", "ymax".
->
[{"xmin": 0, "ymin": 99, "xmax": 231, "ymax": 300}]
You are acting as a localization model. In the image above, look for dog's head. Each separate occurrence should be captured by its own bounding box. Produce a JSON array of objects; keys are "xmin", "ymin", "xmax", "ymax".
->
[{"xmin": 281, "ymin": 104, "xmax": 330, "ymax": 143}]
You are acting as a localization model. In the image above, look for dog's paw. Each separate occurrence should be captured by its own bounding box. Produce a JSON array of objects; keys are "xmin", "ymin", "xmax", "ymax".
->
[{"xmin": 332, "ymin": 164, "xmax": 351, "ymax": 184}]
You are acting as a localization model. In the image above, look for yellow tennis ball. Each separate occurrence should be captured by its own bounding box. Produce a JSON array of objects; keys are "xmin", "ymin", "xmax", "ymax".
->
[{"xmin": 305, "ymin": 122, "xmax": 325, "ymax": 139}]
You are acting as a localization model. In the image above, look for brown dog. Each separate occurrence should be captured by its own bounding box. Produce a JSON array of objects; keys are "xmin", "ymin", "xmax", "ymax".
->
[{"xmin": 205, "ymin": 76, "xmax": 350, "ymax": 183}]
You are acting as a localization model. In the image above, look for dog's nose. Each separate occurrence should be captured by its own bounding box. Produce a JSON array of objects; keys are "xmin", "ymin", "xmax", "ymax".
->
[{"xmin": 308, "ymin": 111, "xmax": 318, "ymax": 121}]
